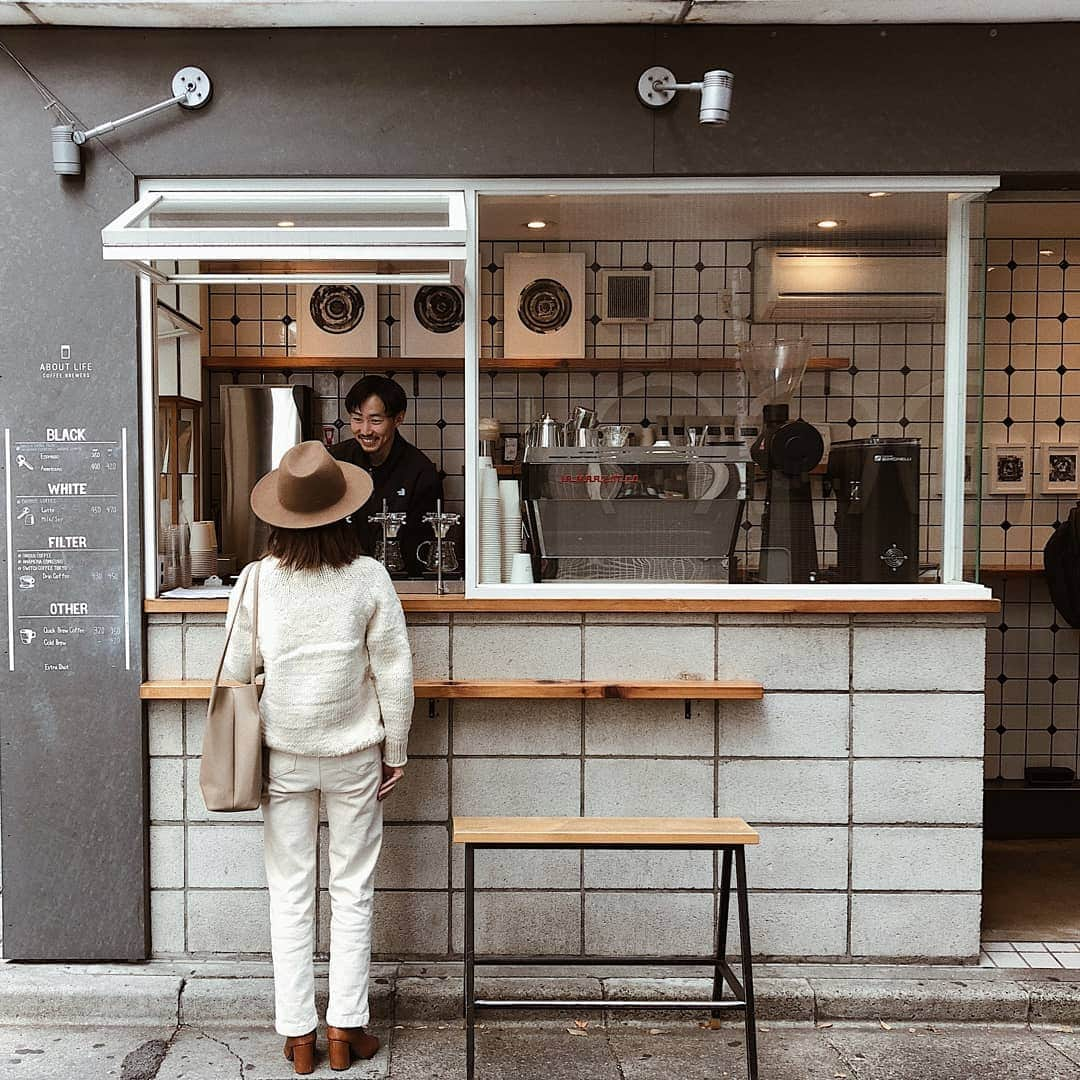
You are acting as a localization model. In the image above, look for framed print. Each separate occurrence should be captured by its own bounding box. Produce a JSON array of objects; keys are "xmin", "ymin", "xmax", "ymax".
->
[
  {"xmin": 501, "ymin": 433, "xmax": 521, "ymax": 465},
  {"xmin": 929, "ymin": 449, "xmax": 976, "ymax": 498},
  {"xmin": 1038, "ymin": 442, "xmax": 1080, "ymax": 496},
  {"xmin": 503, "ymin": 252, "xmax": 585, "ymax": 359},
  {"xmin": 296, "ymin": 284, "xmax": 377, "ymax": 358},
  {"xmin": 401, "ymin": 284, "xmax": 466, "ymax": 358},
  {"xmin": 988, "ymin": 442, "xmax": 1032, "ymax": 496}
]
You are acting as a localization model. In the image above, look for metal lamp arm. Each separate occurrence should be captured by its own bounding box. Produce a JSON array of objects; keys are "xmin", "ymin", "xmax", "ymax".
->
[{"xmin": 73, "ymin": 91, "xmax": 190, "ymax": 144}]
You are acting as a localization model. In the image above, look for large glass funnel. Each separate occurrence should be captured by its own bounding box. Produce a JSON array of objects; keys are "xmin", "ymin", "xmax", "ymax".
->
[{"xmin": 737, "ymin": 338, "xmax": 811, "ymax": 410}]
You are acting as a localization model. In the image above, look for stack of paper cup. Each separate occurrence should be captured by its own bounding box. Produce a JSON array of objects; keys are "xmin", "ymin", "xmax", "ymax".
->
[
  {"xmin": 190, "ymin": 520, "xmax": 219, "ymax": 580},
  {"xmin": 498, "ymin": 479, "xmax": 522, "ymax": 581},
  {"xmin": 509, "ymin": 552, "xmax": 534, "ymax": 584},
  {"xmin": 479, "ymin": 465, "xmax": 502, "ymax": 583}
]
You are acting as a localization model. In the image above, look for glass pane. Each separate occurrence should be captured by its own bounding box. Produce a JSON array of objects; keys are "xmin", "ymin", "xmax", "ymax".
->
[
  {"xmin": 178, "ymin": 409, "xmax": 196, "ymax": 474},
  {"xmin": 477, "ymin": 188, "xmax": 958, "ymax": 586}
]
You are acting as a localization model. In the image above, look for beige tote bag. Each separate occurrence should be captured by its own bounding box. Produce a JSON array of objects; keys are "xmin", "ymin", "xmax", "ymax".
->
[{"xmin": 199, "ymin": 561, "xmax": 263, "ymax": 812}]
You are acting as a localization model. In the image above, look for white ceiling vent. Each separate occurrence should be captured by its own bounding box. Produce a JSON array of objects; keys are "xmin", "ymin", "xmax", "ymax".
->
[{"xmin": 598, "ymin": 269, "xmax": 654, "ymax": 324}]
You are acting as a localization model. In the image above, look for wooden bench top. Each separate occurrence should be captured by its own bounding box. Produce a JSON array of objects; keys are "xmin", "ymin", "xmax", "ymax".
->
[
  {"xmin": 452, "ymin": 816, "xmax": 759, "ymax": 846},
  {"xmin": 140, "ymin": 678, "xmax": 764, "ymax": 701}
]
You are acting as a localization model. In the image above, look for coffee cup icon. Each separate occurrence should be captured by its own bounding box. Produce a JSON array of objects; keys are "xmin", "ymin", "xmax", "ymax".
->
[
  {"xmin": 18, "ymin": 575, "xmax": 35, "ymax": 590},
  {"xmin": 19, "ymin": 628, "xmax": 36, "ymax": 645}
]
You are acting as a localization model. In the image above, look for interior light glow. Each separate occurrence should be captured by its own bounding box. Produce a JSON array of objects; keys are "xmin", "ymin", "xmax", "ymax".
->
[
  {"xmin": 816, "ymin": 219, "xmax": 841, "ymax": 229},
  {"xmin": 277, "ymin": 220, "xmax": 295, "ymax": 228},
  {"xmin": 867, "ymin": 191, "xmax": 890, "ymax": 198},
  {"xmin": 526, "ymin": 220, "xmax": 548, "ymax": 229},
  {"xmin": 1040, "ymin": 249, "xmax": 1056, "ymax": 256}
]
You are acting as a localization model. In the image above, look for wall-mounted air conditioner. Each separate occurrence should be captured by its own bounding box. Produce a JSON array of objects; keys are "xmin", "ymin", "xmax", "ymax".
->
[{"xmin": 752, "ymin": 246, "xmax": 945, "ymax": 323}]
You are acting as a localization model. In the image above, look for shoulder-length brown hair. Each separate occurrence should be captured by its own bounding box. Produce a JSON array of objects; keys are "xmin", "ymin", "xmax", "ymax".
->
[{"xmin": 265, "ymin": 517, "xmax": 367, "ymax": 571}]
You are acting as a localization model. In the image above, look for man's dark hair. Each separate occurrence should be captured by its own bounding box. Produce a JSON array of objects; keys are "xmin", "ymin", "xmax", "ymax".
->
[{"xmin": 344, "ymin": 375, "xmax": 408, "ymax": 418}]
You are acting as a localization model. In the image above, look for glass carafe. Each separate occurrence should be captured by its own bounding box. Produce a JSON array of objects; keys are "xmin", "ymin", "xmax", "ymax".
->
[
  {"xmin": 368, "ymin": 510, "xmax": 408, "ymax": 576},
  {"xmin": 418, "ymin": 509, "xmax": 461, "ymax": 575}
]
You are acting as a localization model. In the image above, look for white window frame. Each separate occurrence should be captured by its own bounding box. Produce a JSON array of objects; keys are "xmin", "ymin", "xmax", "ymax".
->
[{"xmin": 130, "ymin": 176, "xmax": 996, "ymax": 602}]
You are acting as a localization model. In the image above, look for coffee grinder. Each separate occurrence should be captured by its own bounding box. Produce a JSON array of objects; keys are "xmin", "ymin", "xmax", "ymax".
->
[{"xmin": 736, "ymin": 338, "xmax": 823, "ymax": 583}]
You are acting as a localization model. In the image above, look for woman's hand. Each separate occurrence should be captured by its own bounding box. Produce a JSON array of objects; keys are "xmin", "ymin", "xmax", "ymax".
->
[{"xmin": 377, "ymin": 762, "xmax": 404, "ymax": 801}]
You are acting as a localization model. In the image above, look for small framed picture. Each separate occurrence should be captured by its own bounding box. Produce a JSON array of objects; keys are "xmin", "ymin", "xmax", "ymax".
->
[
  {"xmin": 929, "ymin": 449, "xmax": 976, "ymax": 498},
  {"xmin": 1038, "ymin": 442, "xmax": 1080, "ymax": 496},
  {"xmin": 501, "ymin": 434, "xmax": 521, "ymax": 465},
  {"xmin": 988, "ymin": 442, "xmax": 1033, "ymax": 496}
]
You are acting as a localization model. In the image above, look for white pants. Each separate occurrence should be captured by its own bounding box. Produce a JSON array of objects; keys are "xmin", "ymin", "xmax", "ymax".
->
[{"xmin": 262, "ymin": 743, "xmax": 384, "ymax": 1036}]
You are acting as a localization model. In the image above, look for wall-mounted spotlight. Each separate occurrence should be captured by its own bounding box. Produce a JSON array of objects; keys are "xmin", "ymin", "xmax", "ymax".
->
[
  {"xmin": 636, "ymin": 66, "xmax": 733, "ymax": 125},
  {"xmin": 52, "ymin": 66, "xmax": 212, "ymax": 175}
]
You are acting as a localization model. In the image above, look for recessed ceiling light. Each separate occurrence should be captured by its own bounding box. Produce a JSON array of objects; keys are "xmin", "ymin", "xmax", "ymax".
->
[
  {"xmin": 1040, "ymin": 249, "xmax": 1056, "ymax": 256},
  {"xmin": 277, "ymin": 220, "xmax": 295, "ymax": 228},
  {"xmin": 526, "ymin": 220, "xmax": 548, "ymax": 229},
  {"xmin": 816, "ymin": 219, "xmax": 843, "ymax": 229},
  {"xmin": 867, "ymin": 191, "xmax": 890, "ymax": 198}
]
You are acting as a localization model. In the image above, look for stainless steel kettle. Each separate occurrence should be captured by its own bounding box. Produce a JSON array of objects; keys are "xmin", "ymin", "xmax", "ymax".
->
[{"xmin": 527, "ymin": 413, "xmax": 564, "ymax": 447}]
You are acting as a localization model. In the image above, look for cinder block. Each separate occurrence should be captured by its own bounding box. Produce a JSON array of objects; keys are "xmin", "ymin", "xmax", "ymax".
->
[
  {"xmin": 150, "ymin": 825, "xmax": 185, "ymax": 889},
  {"xmin": 147, "ymin": 700, "xmax": 183, "ymax": 756},
  {"xmin": 384, "ymin": 758, "xmax": 448, "ymax": 822},
  {"xmin": 407, "ymin": 700, "xmax": 448, "ymax": 756},
  {"xmin": 715, "ymin": 627, "xmax": 849, "ymax": 690},
  {"xmin": 451, "ymin": 844, "xmax": 580, "ymax": 889},
  {"xmin": 744, "ymin": 826, "xmax": 849, "ymax": 890},
  {"xmin": 452, "ymin": 757, "xmax": 580, "ymax": 817},
  {"xmin": 188, "ymin": 890, "xmax": 271, "ymax": 953},
  {"xmin": 452, "ymin": 890, "xmax": 581, "ymax": 955},
  {"xmin": 150, "ymin": 758, "xmax": 184, "ymax": 822},
  {"xmin": 184, "ymin": 624, "xmax": 227, "ymax": 679},
  {"xmin": 185, "ymin": 702, "xmax": 205, "ymax": 755},
  {"xmin": 147, "ymin": 624, "xmax": 182, "ymax": 680},
  {"xmin": 583, "ymin": 625, "xmax": 714, "ymax": 680},
  {"xmin": 188, "ymin": 824, "xmax": 266, "ymax": 888},
  {"xmin": 408, "ymin": 624, "xmax": 449, "ymax": 679},
  {"xmin": 317, "ymin": 823, "xmax": 447, "ymax": 890},
  {"xmin": 853, "ymin": 627, "xmax": 986, "ymax": 691},
  {"xmin": 850, "ymin": 892, "xmax": 981, "ymax": 959},
  {"xmin": 852, "ymin": 693, "xmax": 984, "ymax": 758},
  {"xmin": 717, "ymin": 760, "xmax": 849, "ymax": 824},
  {"xmin": 852, "ymin": 760, "xmax": 983, "ymax": 824},
  {"xmin": 584, "ymin": 699, "xmax": 713, "ymax": 757},
  {"xmin": 454, "ymin": 699, "xmax": 581, "ymax": 755},
  {"xmin": 452, "ymin": 624, "xmax": 581, "ymax": 679},
  {"xmin": 718, "ymin": 694, "xmax": 849, "ymax": 757},
  {"xmin": 585, "ymin": 892, "xmax": 713, "ymax": 955},
  {"xmin": 720, "ymin": 890, "xmax": 848, "ymax": 958},
  {"xmin": 184, "ymin": 759, "xmax": 263, "ymax": 823},
  {"xmin": 584, "ymin": 849, "xmax": 712, "ymax": 889},
  {"xmin": 368, "ymin": 891, "xmax": 448, "ymax": 956},
  {"xmin": 851, "ymin": 827, "xmax": 982, "ymax": 890},
  {"xmin": 150, "ymin": 890, "xmax": 185, "ymax": 955},
  {"xmin": 584, "ymin": 758, "xmax": 713, "ymax": 818}
]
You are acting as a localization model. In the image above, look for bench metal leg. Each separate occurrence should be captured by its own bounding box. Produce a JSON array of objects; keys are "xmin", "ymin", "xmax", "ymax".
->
[
  {"xmin": 712, "ymin": 847, "xmax": 733, "ymax": 1020},
  {"xmin": 735, "ymin": 845, "xmax": 758, "ymax": 1080},
  {"xmin": 464, "ymin": 844, "xmax": 476, "ymax": 1080}
]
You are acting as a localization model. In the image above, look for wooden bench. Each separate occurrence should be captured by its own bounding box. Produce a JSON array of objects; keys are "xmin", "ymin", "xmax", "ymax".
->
[{"xmin": 452, "ymin": 816, "xmax": 761, "ymax": 1080}]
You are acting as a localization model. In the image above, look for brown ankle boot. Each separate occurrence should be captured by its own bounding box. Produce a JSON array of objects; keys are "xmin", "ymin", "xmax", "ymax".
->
[
  {"xmin": 283, "ymin": 1029, "xmax": 317, "ymax": 1075},
  {"xmin": 326, "ymin": 1025, "xmax": 380, "ymax": 1070}
]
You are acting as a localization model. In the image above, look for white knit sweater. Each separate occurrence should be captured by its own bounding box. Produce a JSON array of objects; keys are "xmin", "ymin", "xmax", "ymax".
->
[{"xmin": 221, "ymin": 556, "xmax": 414, "ymax": 766}]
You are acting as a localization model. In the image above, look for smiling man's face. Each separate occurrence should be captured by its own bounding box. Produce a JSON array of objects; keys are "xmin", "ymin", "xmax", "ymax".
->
[{"xmin": 348, "ymin": 394, "xmax": 403, "ymax": 466}]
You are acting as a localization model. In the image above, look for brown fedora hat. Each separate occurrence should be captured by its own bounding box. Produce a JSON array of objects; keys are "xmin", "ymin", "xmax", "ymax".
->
[{"xmin": 250, "ymin": 440, "xmax": 374, "ymax": 528}]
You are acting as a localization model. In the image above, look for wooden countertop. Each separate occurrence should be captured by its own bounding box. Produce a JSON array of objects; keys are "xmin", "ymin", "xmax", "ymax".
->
[
  {"xmin": 141, "ymin": 678, "xmax": 764, "ymax": 701},
  {"xmin": 452, "ymin": 816, "xmax": 760, "ymax": 846},
  {"xmin": 146, "ymin": 596, "xmax": 998, "ymax": 614}
]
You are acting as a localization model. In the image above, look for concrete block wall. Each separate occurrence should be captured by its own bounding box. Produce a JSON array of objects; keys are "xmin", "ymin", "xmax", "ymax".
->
[{"xmin": 146, "ymin": 610, "xmax": 986, "ymax": 962}]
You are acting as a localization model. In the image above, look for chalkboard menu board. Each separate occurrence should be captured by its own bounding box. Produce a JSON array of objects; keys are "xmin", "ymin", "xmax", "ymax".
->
[{"xmin": 5, "ymin": 427, "xmax": 131, "ymax": 674}]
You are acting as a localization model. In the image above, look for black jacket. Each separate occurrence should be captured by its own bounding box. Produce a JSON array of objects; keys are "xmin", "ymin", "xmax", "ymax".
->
[{"xmin": 330, "ymin": 432, "xmax": 443, "ymax": 576}]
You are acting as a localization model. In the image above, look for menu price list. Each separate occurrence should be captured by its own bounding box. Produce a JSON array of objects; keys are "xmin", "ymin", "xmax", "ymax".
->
[{"xmin": 6, "ymin": 428, "xmax": 129, "ymax": 673}]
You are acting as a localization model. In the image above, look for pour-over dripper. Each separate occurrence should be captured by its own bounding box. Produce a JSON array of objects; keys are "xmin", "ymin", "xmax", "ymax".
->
[
  {"xmin": 368, "ymin": 509, "xmax": 408, "ymax": 575},
  {"xmin": 736, "ymin": 338, "xmax": 811, "ymax": 411}
]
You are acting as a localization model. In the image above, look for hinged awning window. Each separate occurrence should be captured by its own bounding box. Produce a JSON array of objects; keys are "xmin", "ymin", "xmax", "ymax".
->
[{"xmin": 103, "ymin": 189, "xmax": 467, "ymax": 283}]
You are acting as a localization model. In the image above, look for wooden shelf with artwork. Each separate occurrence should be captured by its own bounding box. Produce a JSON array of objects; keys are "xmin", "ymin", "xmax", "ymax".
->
[{"xmin": 202, "ymin": 355, "xmax": 850, "ymax": 374}]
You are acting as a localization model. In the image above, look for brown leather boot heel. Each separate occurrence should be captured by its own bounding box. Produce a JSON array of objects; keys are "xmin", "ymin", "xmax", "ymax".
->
[
  {"xmin": 326, "ymin": 1026, "xmax": 380, "ymax": 1070},
  {"xmin": 283, "ymin": 1030, "xmax": 317, "ymax": 1075}
]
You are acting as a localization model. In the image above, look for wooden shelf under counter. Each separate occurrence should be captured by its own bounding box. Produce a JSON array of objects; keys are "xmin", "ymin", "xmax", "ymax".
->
[{"xmin": 203, "ymin": 355, "xmax": 850, "ymax": 375}]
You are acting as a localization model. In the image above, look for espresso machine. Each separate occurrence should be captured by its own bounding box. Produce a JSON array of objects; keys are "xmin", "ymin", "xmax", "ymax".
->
[
  {"xmin": 521, "ymin": 443, "xmax": 750, "ymax": 582},
  {"xmin": 736, "ymin": 339, "xmax": 823, "ymax": 583},
  {"xmin": 827, "ymin": 436, "xmax": 921, "ymax": 583}
]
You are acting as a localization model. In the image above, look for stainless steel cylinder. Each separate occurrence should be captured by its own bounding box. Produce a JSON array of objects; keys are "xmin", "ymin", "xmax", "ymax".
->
[{"xmin": 51, "ymin": 125, "xmax": 81, "ymax": 175}]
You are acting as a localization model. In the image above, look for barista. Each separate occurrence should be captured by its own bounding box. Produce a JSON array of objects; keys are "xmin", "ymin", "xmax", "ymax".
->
[{"xmin": 330, "ymin": 375, "xmax": 442, "ymax": 576}]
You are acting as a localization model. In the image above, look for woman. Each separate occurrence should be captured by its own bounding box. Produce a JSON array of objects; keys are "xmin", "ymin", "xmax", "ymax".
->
[{"xmin": 220, "ymin": 440, "xmax": 414, "ymax": 1074}]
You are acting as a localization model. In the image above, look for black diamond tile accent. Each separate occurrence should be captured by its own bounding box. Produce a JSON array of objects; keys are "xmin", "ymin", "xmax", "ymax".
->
[
  {"xmin": 1051, "ymin": 622, "xmax": 1061, "ymax": 633},
  {"xmin": 486, "ymin": 262, "xmax": 498, "ymax": 274},
  {"xmin": 848, "ymin": 364, "xmax": 859, "ymax": 375},
  {"xmin": 385, "ymin": 315, "xmax": 397, "ymax": 327},
  {"xmin": 997, "ymin": 673, "xmax": 1008, "ymax": 684},
  {"xmin": 1001, "ymin": 521, "xmax": 1013, "ymax": 532},
  {"xmin": 590, "ymin": 314, "xmax": 601, "ymax": 326},
  {"xmin": 998, "ymin": 622, "xmax": 1008, "ymax": 633},
  {"xmin": 1048, "ymin": 723, "xmax": 1059, "ymax": 734},
  {"xmin": 487, "ymin": 315, "xmax": 498, "ymax": 326},
  {"xmin": 693, "ymin": 314, "xmax": 704, "ymax": 325},
  {"xmin": 1049, "ymin": 674, "xmax": 1059, "ymax": 685},
  {"xmin": 436, "ymin": 418, "xmax": 446, "ymax": 430},
  {"xmin": 1061, "ymin": 260, "xmax": 1070, "ymax": 270},
  {"xmin": 847, "ymin": 417, "xmax": 858, "ymax": 428},
  {"xmin": 229, "ymin": 314, "xmax": 240, "ymax": 326},
  {"xmin": 1007, "ymin": 259, "xmax": 1017, "ymax": 270},
  {"xmin": 900, "ymin": 365, "xmax": 911, "ymax": 377},
  {"xmin": 899, "ymin": 417, "xmax": 910, "ymax": 428},
  {"xmin": 1005, "ymin": 312, "xmax": 1016, "ymax": 323},
  {"xmin": 1057, "ymin": 416, "xmax": 1067, "ymax": 427},
  {"xmin": 1060, "ymin": 312, "xmax": 1070, "ymax": 323},
  {"xmin": 642, "ymin": 261, "xmax": 653, "ymax": 271},
  {"xmin": 282, "ymin": 315, "xmax": 294, "ymax": 326},
  {"xmin": 1004, "ymin": 364, "xmax": 1015, "ymax": 376},
  {"xmin": 694, "ymin": 261, "xmax": 705, "ymax": 272},
  {"xmin": 333, "ymin": 418, "xmax": 344, "ymax": 430},
  {"xmin": 1003, "ymin": 416, "xmax": 1014, "ymax": 428},
  {"xmin": 1059, "ymin": 364, "xmax": 1068, "ymax": 376},
  {"xmin": 589, "ymin": 261, "xmax": 601, "ymax": 273},
  {"xmin": 995, "ymin": 723, "xmax": 1007, "ymax": 734},
  {"xmin": 641, "ymin": 416, "xmax": 651, "ymax": 427},
  {"xmin": 740, "ymin": 519, "xmax": 752, "ymax": 532}
]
